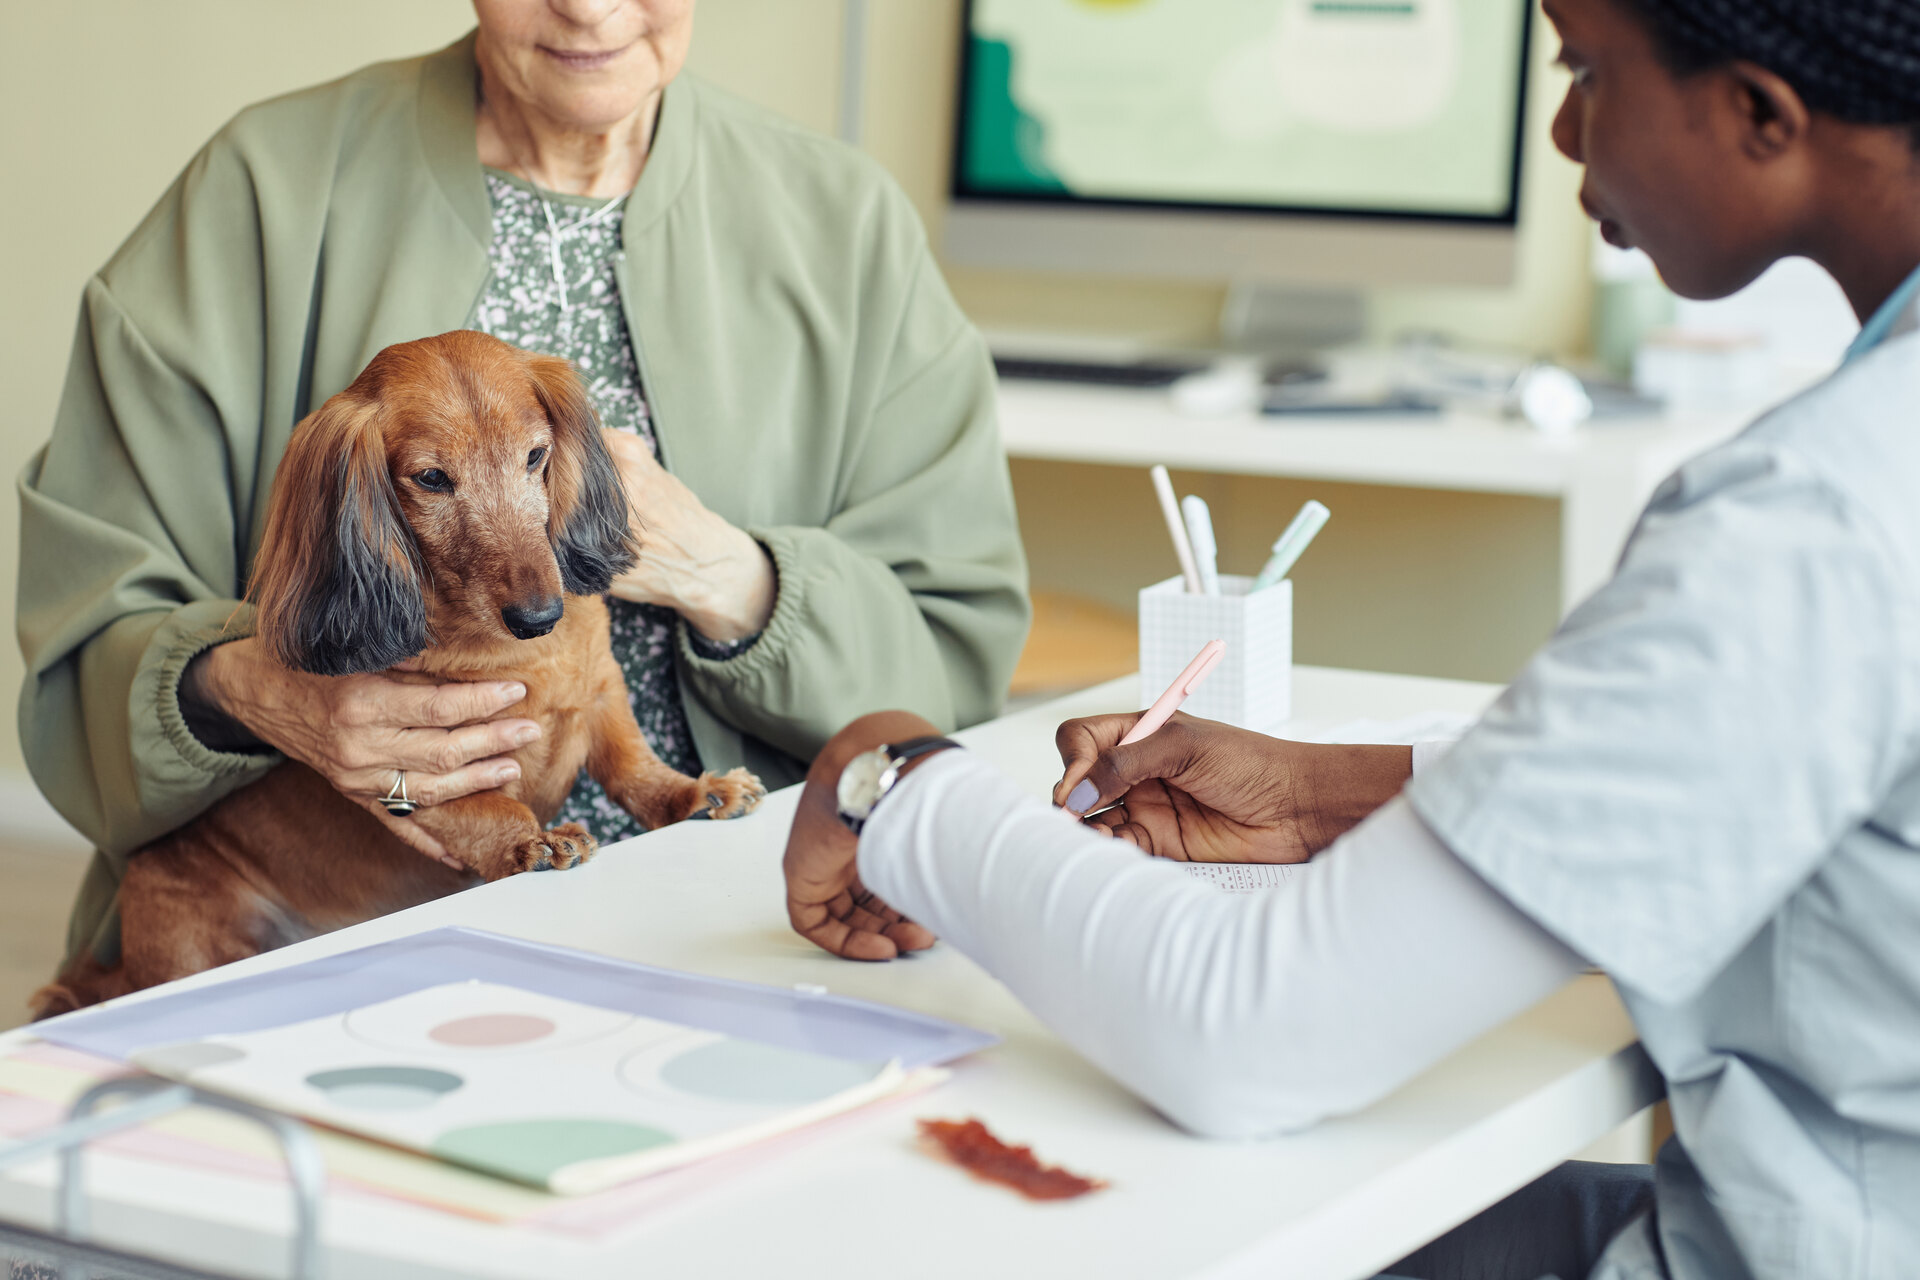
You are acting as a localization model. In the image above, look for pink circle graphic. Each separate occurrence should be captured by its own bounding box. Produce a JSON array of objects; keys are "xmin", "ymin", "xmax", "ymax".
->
[{"xmin": 428, "ymin": 1014, "xmax": 557, "ymax": 1047}]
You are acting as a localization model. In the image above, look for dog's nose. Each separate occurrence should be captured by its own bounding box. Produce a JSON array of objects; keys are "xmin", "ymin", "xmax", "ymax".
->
[{"xmin": 501, "ymin": 597, "xmax": 564, "ymax": 640}]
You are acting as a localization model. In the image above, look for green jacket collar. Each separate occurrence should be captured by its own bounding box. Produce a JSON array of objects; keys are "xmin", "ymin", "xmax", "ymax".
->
[{"xmin": 416, "ymin": 31, "xmax": 698, "ymax": 255}]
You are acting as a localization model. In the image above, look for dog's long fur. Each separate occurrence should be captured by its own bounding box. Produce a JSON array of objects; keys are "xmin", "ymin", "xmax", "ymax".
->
[{"xmin": 34, "ymin": 332, "xmax": 764, "ymax": 1017}]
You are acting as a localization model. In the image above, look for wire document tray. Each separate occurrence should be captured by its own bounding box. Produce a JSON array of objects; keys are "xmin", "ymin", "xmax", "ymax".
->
[{"xmin": 0, "ymin": 1076, "xmax": 324, "ymax": 1280}]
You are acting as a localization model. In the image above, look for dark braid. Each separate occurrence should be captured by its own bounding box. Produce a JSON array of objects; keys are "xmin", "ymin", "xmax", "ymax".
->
[{"xmin": 1619, "ymin": 0, "xmax": 1920, "ymax": 126}]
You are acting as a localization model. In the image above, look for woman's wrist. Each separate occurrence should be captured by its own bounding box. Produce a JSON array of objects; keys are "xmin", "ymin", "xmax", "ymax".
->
[
  {"xmin": 180, "ymin": 639, "xmax": 271, "ymax": 753},
  {"xmin": 681, "ymin": 529, "xmax": 777, "ymax": 645}
]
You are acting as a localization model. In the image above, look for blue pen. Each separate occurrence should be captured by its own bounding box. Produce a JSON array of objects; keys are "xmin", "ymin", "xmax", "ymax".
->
[
  {"xmin": 1181, "ymin": 494, "xmax": 1220, "ymax": 595},
  {"xmin": 1251, "ymin": 501, "xmax": 1330, "ymax": 591}
]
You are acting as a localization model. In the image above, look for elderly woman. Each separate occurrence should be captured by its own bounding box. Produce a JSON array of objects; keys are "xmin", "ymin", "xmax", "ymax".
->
[{"xmin": 20, "ymin": 1, "xmax": 1028, "ymax": 971}]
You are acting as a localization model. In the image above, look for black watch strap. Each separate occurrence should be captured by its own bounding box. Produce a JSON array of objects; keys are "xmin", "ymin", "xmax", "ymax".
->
[{"xmin": 885, "ymin": 735, "xmax": 962, "ymax": 765}]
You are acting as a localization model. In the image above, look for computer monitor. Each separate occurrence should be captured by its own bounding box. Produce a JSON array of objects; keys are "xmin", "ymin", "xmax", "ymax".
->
[{"xmin": 945, "ymin": 0, "xmax": 1535, "ymax": 296}]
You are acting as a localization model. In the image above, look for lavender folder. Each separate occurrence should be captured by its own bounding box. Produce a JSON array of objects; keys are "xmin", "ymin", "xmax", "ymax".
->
[{"xmin": 34, "ymin": 927, "xmax": 998, "ymax": 1069}]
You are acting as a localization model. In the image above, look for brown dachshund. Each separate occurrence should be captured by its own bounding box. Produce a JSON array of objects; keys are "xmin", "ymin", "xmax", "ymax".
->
[{"xmin": 34, "ymin": 331, "xmax": 765, "ymax": 1017}]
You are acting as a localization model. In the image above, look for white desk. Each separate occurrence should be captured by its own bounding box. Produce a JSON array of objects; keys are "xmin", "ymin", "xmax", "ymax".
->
[
  {"xmin": 997, "ymin": 381, "xmax": 1745, "ymax": 614},
  {"xmin": 0, "ymin": 667, "xmax": 1661, "ymax": 1280}
]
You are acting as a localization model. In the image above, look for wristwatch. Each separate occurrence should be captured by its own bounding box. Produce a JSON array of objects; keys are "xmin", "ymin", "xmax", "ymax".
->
[{"xmin": 835, "ymin": 735, "xmax": 962, "ymax": 834}]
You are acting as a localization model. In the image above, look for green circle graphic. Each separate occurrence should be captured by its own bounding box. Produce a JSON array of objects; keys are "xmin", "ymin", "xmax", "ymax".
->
[
  {"xmin": 658, "ymin": 1038, "xmax": 882, "ymax": 1105},
  {"xmin": 433, "ymin": 1119, "xmax": 675, "ymax": 1186}
]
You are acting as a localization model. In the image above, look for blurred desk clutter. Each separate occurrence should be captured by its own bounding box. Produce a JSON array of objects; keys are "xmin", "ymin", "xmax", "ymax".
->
[
  {"xmin": 1594, "ymin": 242, "xmax": 1856, "ymax": 411},
  {"xmin": 995, "ymin": 376, "xmax": 1746, "ymax": 620},
  {"xmin": 994, "ymin": 336, "xmax": 1663, "ymax": 430}
]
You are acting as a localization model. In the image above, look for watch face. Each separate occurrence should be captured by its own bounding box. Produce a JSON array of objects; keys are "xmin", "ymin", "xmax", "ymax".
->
[{"xmin": 836, "ymin": 747, "xmax": 892, "ymax": 822}]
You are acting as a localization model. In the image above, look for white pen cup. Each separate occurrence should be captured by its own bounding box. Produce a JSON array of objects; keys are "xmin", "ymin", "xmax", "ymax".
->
[{"xmin": 1137, "ymin": 575, "xmax": 1292, "ymax": 732}]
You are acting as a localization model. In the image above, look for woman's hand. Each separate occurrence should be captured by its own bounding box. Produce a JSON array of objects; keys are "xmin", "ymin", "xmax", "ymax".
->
[
  {"xmin": 602, "ymin": 428, "xmax": 776, "ymax": 644},
  {"xmin": 1052, "ymin": 712, "xmax": 1412, "ymax": 864},
  {"xmin": 783, "ymin": 710, "xmax": 941, "ymax": 961},
  {"xmin": 182, "ymin": 638, "xmax": 541, "ymax": 867}
]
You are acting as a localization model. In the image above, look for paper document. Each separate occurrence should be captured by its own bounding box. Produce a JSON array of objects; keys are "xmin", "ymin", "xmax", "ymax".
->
[{"xmin": 1180, "ymin": 861, "xmax": 1306, "ymax": 893}]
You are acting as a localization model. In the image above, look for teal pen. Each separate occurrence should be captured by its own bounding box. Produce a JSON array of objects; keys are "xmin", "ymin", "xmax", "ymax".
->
[{"xmin": 1251, "ymin": 500, "xmax": 1331, "ymax": 591}]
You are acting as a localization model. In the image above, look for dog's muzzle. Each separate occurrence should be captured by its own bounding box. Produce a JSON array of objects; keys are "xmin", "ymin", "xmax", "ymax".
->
[
  {"xmin": 501, "ymin": 596, "xmax": 564, "ymax": 640},
  {"xmin": 381, "ymin": 770, "xmax": 418, "ymax": 817}
]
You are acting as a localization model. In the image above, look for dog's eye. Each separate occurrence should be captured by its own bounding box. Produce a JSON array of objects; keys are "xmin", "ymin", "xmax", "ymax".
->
[
  {"xmin": 412, "ymin": 469, "xmax": 454, "ymax": 493},
  {"xmin": 527, "ymin": 447, "xmax": 549, "ymax": 470}
]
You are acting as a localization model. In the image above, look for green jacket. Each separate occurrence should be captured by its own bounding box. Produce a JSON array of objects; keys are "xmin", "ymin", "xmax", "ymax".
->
[{"xmin": 18, "ymin": 35, "xmax": 1030, "ymax": 965}]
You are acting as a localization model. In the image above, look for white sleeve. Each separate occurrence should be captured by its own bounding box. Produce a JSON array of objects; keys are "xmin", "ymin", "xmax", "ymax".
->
[
  {"xmin": 1411, "ymin": 738, "xmax": 1460, "ymax": 775},
  {"xmin": 859, "ymin": 751, "xmax": 1584, "ymax": 1139}
]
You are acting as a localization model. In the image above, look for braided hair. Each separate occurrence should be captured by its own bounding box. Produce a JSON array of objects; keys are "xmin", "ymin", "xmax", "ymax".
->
[{"xmin": 1621, "ymin": 0, "xmax": 1920, "ymax": 126}]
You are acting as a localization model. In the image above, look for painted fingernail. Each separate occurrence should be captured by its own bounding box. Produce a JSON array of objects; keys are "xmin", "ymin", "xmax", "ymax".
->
[{"xmin": 1066, "ymin": 780, "xmax": 1098, "ymax": 814}]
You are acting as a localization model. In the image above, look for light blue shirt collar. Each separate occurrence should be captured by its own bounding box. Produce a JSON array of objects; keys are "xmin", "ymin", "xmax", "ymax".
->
[{"xmin": 1844, "ymin": 262, "xmax": 1920, "ymax": 364}]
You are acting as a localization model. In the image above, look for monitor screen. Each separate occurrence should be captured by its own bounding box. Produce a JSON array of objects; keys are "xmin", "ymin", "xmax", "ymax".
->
[{"xmin": 954, "ymin": 0, "xmax": 1533, "ymax": 225}]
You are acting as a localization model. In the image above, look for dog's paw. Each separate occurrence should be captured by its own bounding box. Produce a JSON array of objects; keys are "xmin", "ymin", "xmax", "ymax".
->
[
  {"xmin": 508, "ymin": 822, "xmax": 599, "ymax": 874},
  {"xmin": 694, "ymin": 768, "xmax": 766, "ymax": 821}
]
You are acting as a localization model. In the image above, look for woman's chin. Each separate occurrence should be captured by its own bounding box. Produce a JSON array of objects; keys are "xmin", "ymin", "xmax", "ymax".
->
[{"xmin": 525, "ymin": 83, "xmax": 663, "ymax": 133}]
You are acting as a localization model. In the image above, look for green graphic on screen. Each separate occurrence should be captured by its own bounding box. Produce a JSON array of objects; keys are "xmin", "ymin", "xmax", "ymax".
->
[{"xmin": 960, "ymin": 0, "xmax": 1529, "ymax": 218}]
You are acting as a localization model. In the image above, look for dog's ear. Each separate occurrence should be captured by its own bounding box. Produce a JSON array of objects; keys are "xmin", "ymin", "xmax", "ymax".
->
[
  {"xmin": 528, "ymin": 353, "xmax": 637, "ymax": 595},
  {"xmin": 248, "ymin": 391, "xmax": 429, "ymax": 675}
]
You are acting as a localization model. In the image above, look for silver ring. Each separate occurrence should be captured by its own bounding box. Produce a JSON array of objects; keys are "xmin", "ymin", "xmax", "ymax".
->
[{"xmin": 380, "ymin": 770, "xmax": 417, "ymax": 817}]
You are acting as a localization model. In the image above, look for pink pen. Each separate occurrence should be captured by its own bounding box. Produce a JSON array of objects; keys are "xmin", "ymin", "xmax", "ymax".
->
[
  {"xmin": 1064, "ymin": 639, "xmax": 1226, "ymax": 815},
  {"xmin": 1121, "ymin": 639, "xmax": 1226, "ymax": 745}
]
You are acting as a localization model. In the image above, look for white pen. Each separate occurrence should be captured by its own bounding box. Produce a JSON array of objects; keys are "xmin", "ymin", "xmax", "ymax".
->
[
  {"xmin": 1150, "ymin": 465, "xmax": 1203, "ymax": 593},
  {"xmin": 1181, "ymin": 494, "xmax": 1220, "ymax": 595},
  {"xmin": 1251, "ymin": 500, "xmax": 1330, "ymax": 591}
]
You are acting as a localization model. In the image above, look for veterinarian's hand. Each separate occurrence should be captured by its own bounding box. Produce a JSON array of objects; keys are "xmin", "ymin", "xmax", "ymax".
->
[
  {"xmin": 183, "ymin": 638, "xmax": 542, "ymax": 867},
  {"xmin": 601, "ymin": 429, "xmax": 777, "ymax": 644},
  {"xmin": 784, "ymin": 711, "xmax": 942, "ymax": 962},
  {"xmin": 1052, "ymin": 713, "xmax": 1412, "ymax": 864}
]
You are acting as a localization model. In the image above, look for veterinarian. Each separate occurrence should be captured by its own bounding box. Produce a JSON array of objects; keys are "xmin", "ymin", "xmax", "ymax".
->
[
  {"xmin": 20, "ymin": 1, "xmax": 1028, "ymax": 970},
  {"xmin": 783, "ymin": 2, "xmax": 1920, "ymax": 1277}
]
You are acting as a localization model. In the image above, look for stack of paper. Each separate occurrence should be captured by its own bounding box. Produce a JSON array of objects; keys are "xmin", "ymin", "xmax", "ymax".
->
[{"xmin": 31, "ymin": 928, "xmax": 996, "ymax": 1196}]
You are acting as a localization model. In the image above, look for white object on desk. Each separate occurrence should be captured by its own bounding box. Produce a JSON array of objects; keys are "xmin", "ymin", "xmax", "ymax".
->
[
  {"xmin": 1139, "ymin": 575, "xmax": 1291, "ymax": 732},
  {"xmin": 1169, "ymin": 357, "xmax": 1263, "ymax": 417},
  {"xmin": 0, "ymin": 668, "xmax": 1659, "ymax": 1280},
  {"xmin": 1514, "ymin": 364, "xmax": 1594, "ymax": 435}
]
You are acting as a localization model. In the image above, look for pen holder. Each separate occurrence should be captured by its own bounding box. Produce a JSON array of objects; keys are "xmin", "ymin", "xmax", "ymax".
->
[{"xmin": 1138, "ymin": 575, "xmax": 1292, "ymax": 732}]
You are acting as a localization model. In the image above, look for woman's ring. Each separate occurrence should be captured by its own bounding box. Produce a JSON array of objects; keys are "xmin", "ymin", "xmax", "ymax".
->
[{"xmin": 381, "ymin": 770, "xmax": 418, "ymax": 817}]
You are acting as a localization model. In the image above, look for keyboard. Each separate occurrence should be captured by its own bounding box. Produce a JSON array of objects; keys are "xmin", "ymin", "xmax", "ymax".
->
[{"xmin": 992, "ymin": 356, "xmax": 1206, "ymax": 388}]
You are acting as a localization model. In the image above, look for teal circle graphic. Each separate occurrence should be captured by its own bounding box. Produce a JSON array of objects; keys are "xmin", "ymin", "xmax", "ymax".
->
[
  {"xmin": 305, "ymin": 1065, "xmax": 464, "ymax": 1111},
  {"xmin": 658, "ymin": 1038, "xmax": 882, "ymax": 1105},
  {"xmin": 433, "ymin": 1119, "xmax": 674, "ymax": 1186}
]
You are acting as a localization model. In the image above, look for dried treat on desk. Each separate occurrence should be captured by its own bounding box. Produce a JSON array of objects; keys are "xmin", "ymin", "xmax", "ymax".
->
[{"xmin": 916, "ymin": 1117, "xmax": 1107, "ymax": 1201}]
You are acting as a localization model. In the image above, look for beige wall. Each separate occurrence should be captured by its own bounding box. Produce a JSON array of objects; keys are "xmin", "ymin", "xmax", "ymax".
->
[
  {"xmin": 0, "ymin": 2, "xmax": 480, "ymax": 777},
  {"xmin": 0, "ymin": 2, "xmax": 1587, "ymax": 774}
]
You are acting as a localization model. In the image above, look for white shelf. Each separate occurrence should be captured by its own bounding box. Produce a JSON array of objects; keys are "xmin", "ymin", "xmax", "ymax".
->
[{"xmin": 996, "ymin": 381, "xmax": 1749, "ymax": 612}]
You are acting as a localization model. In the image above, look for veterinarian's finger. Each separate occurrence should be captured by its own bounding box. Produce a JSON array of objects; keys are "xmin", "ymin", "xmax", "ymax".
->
[
  {"xmin": 837, "ymin": 929, "xmax": 903, "ymax": 961},
  {"xmin": 883, "ymin": 919, "xmax": 937, "ymax": 953},
  {"xmin": 789, "ymin": 897, "xmax": 900, "ymax": 961},
  {"xmin": 809, "ymin": 915, "xmax": 895, "ymax": 961},
  {"xmin": 1052, "ymin": 713, "xmax": 1142, "ymax": 809}
]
